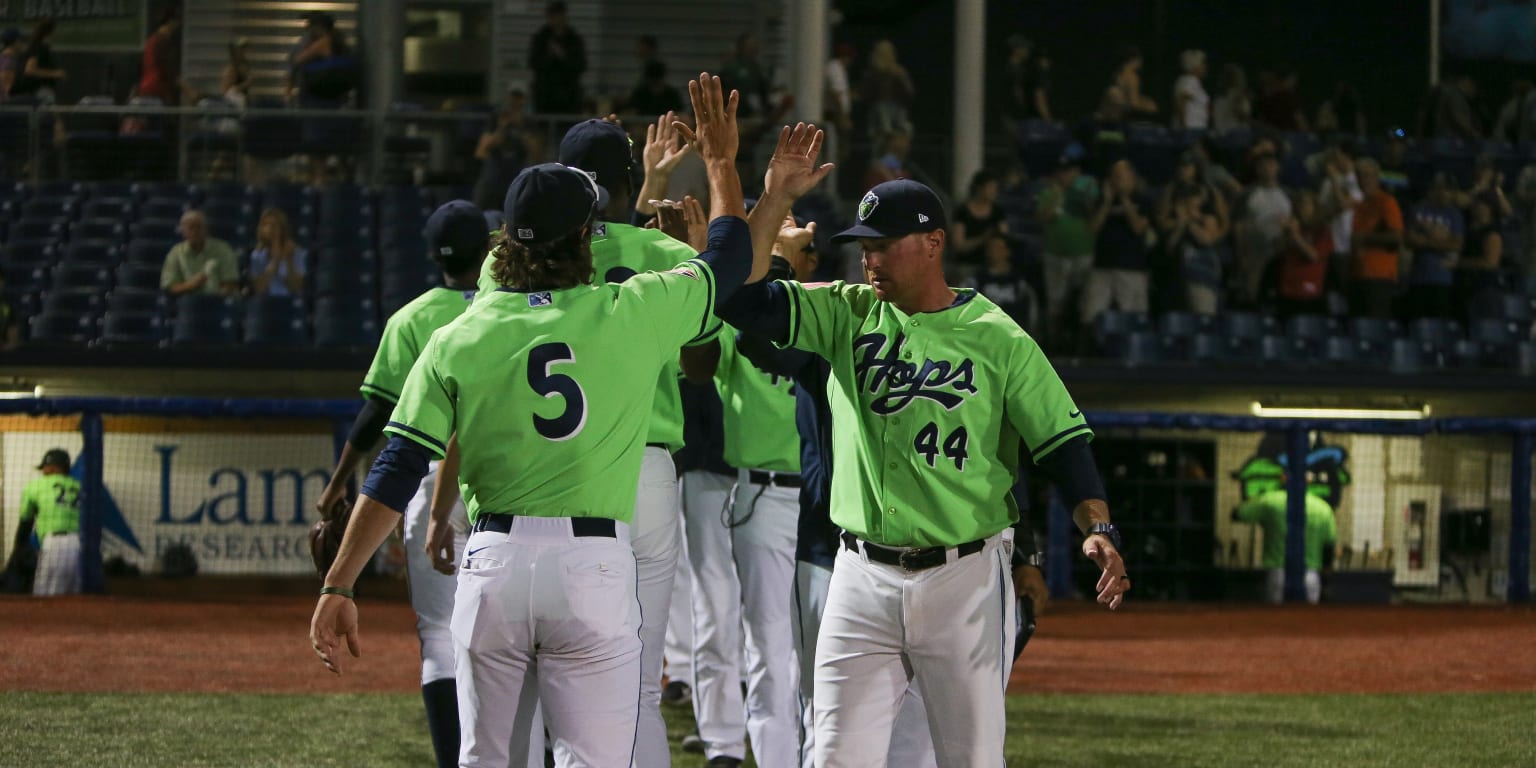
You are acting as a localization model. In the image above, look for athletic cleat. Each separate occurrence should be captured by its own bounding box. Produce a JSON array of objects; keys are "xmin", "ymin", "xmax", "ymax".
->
[
  {"xmin": 681, "ymin": 734, "xmax": 706, "ymax": 754},
  {"xmin": 662, "ymin": 679, "xmax": 692, "ymax": 706},
  {"xmin": 705, "ymin": 758, "xmax": 743, "ymax": 767}
]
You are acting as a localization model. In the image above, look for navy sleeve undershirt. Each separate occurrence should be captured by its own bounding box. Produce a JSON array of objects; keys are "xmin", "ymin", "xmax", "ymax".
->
[
  {"xmin": 360, "ymin": 435, "xmax": 432, "ymax": 513},
  {"xmin": 715, "ymin": 279, "xmax": 793, "ymax": 345},
  {"xmin": 345, "ymin": 396, "xmax": 393, "ymax": 450},
  {"xmin": 693, "ymin": 216, "xmax": 752, "ymax": 306},
  {"xmin": 1034, "ymin": 436, "xmax": 1106, "ymax": 512}
]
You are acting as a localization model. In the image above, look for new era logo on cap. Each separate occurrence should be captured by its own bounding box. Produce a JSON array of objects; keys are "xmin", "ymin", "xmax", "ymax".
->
[
  {"xmin": 918, "ymin": 213, "xmax": 930, "ymax": 223},
  {"xmin": 517, "ymin": 228, "xmax": 535, "ymax": 240}
]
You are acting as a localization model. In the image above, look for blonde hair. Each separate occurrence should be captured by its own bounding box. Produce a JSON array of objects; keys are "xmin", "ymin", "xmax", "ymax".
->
[
  {"xmin": 257, "ymin": 207, "xmax": 293, "ymax": 249},
  {"xmin": 870, "ymin": 40, "xmax": 898, "ymax": 71}
]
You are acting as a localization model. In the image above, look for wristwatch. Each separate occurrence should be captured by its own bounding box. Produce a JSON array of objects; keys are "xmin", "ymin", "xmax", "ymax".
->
[
  {"xmin": 1011, "ymin": 548, "xmax": 1046, "ymax": 569},
  {"xmin": 1087, "ymin": 522, "xmax": 1122, "ymax": 551}
]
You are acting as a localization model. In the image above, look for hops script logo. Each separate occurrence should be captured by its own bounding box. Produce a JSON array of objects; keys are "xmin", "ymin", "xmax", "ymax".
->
[{"xmin": 853, "ymin": 332, "xmax": 977, "ymax": 415}]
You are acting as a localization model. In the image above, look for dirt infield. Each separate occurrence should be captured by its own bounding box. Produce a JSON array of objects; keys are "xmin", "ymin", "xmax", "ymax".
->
[{"xmin": 2, "ymin": 596, "xmax": 1533, "ymax": 695}]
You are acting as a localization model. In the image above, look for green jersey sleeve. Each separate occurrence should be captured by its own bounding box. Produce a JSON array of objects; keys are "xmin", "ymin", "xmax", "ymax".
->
[
  {"xmin": 780, "ymin": 281, "xmax": 866, "ymax": 357},
  {"xmin": 20, "ymin": 480, "xmax": 40, "ymax": 520},
  {"xmin": 621, "ymin": 258, "xmax": 718, "ymax": 348},
  {"xmin": 382, "ymin": 334, "xmax": 455, "ymax": 458},
  {"xmin": 1002, "ymin": 332, "xmax": 1091, "ymax": 462},
  {"xmin": 360, "ymin": 313, "xmax": 416, "ymax": 403}
]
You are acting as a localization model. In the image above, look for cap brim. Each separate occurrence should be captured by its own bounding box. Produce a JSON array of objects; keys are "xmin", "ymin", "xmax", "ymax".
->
[{"xmin": 830, "ymin": 223, "xmax": 895, "ymax": 244}]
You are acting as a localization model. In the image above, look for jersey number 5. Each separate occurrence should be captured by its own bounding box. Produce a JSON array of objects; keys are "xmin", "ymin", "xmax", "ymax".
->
[
  {"xmin": 528, "ymin": 342, "xmax": 587, "ymax": 441},
  {"xmin": 914, "ymin": 422, "xmax": 968, "ymax": 470}
]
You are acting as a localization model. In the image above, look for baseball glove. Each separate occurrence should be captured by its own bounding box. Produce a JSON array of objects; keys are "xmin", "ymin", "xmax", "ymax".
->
[{"xmin": 309, "ymin": 496, "xmax": 352, "ymax": 577}]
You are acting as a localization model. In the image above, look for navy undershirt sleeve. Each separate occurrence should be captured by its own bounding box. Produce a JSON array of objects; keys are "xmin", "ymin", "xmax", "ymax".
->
[
  {"xmin": 694, "ymin": 216, "xmax": 751, "ymax": 305},
  {"xmin": 360, "ymin": 435, "xmax": 432, "ymax": 513},
  {"xmin": 345, "ymin": 396, "xmax": 393, "ymax": 450},
  {"xmin": 1034, "ymin": 436, "xmax": 1106, "ymax": 512},
  {"xmin": 716, "ymin": 279, "xmax": 793, "ymax": 345}
]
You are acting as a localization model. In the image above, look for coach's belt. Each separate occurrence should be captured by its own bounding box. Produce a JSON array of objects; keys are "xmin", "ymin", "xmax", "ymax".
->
[
  {"xmin": 748, "ymin": 470, "xmax": 801, "ymax": 488},
  {"xmin": 645, "ymin": 442, "xmax": 668, "ymax": 450},
  {"xmin": 472, "ymin": 514, "xmax": 617, "ymax": 538},
  {"xmin": 840, "ymin": 531, "xmax": 985, "ymax": 572}
]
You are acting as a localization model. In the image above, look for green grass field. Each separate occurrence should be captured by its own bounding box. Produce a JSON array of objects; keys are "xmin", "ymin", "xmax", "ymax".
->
[{"xmin": 2, "ymin": 692, "xmax": 1532, "ymax": 767}]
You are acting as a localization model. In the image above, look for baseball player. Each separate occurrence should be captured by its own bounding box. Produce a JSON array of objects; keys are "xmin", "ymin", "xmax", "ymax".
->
[
  {"xmin": 1233, "ymin": 484, "xmax": 1337, "ymax": 603},
  {"xmin": 9, "ymin": 448, "xmax": 81, "ymax": 595},
  {"xmin": 461, "ymin": 112, "xmax": 705, "ymax": 767},
  {"xmin": 678, "ymin": 282, "xmax": 805, "ymax": 767},
  {"xmin": 310, "ymin": 75, "xmax": 830, "ymax": 767},
  {"xmin": 315, "ymin": 199, "xmax": 491, "ymax": 768},
  {"xmin": 716, "ymin": 178, "xmax": 1130, "ymax": 767}
]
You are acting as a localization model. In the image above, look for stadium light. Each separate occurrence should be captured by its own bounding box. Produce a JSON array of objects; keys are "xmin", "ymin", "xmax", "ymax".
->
[
  {"xmin": 1250, "ymin": 401, "xmax": 1430, "ymax": 420},
  {"xmin": 0, "ymin": 384, "xmax": 43, "ymax": 399}
]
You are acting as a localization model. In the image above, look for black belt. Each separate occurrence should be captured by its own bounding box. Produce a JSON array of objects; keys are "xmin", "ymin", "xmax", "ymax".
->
[
  {"xmin": 748, "ymin": 470, "xmax": 801, "ymax": 488},
  {"xmin": 472, "ymin": 514, "xmax": 617, "ymax": 538},
  {"xmin": 646, "ymin": 442, "xmax": 668, "ymax": 450},
  {"xmin": 840, "ymin": 531, "xmax": 985, "ymax": 572}
]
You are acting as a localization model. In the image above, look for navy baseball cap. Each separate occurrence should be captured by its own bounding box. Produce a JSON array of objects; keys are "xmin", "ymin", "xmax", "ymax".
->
[
  {"xmin": 831, "ymin": 180, "xmax": 947, "ymax": 244},
  {"xmin": 37, "ymin": 448, "xmax": 69, "ymax": 470},
  {"xmin": 425, "ymin": 200, "xmax": 490, "ymax": 262},
  {"xmin": 503, "ymin": 163, "xmax": 603, "ymax": 244},
  {"xmin": 559, "ymin": 119, "xmax": 633, "ymax": 198}
]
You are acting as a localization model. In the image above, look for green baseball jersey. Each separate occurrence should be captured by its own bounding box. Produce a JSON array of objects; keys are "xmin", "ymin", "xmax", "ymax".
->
[
  {"xmin": 360, "ymin": 286, "xmax": 478, "ymax": 404},
  {"xmin": 1235, "ymin": 489, "xmax": 1338, "ymax": 570},
  {"xmin": 480, "ymin": 222, "xmax": 697, "ymax": 452},
  {"xmin": 388, "ymin": 258, "xmax": 717, "ymax": 523},
  {"xmin": 20, "ymin": 474, "xmax": 81, "ymax": 537},
  {"xmin": 713, "ymin": 325, "xmax": 801, "ymax": 473},
  {"xmin": 780, "ymin": 282, "xmax": 1089, "ymax": 548}
]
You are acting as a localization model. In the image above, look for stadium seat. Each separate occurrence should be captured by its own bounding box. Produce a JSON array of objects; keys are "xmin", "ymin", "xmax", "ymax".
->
[
  {"xmin": 86, "ymin": 181, "xmax": 136, "ymax": 199},
  {"xmin": 29, "ymin": 312, "xmax": 96, "ymax": 343},
  {"xmin": 52, "ymin": 263, "xmax": 111, "ymax": 291},
  {"xmin": 1410, "ymin": 317, "xmax": 1458, "ymax": 347},
  {"xmin": 12, "ymin": 216, "xmax": 67, "ymax": 240},
  {"xmin": 1388, "ymin": 338, "xmax": 1428, "ymax": 374},
  {"xmin": 314, "ymin": 312, "xmax": 380, "ymax": 347},
  {"xmin": 1, "ymin": 241, "xmax": 54, "ymax": 269},
  {"xmin": 114, "ymin": 263, "xmax": 163, "ymax": 292},
  {"xmin": 1446, "ymin": 338, "xmax": 1484, "ymax": 369},
  {"xmin": 131, "ymin": 218, "xmax": 181, "ymax": 241},
  {"xmin": 1284, "ymin": 314, "xmax": 1333, "ymax": 341},
  {"xmin": 314, "ymin": 264, "xmax": 379, "ymax": 299},
  {"xmin": 99, "ymin": 311, "xmax": 164, "ymax": 344},
  {"xmin": 1348, "ymin": 317, "xmax": 1398, "ymax": 344},
  {"xmin": 70, "ymin": 219, "xmax": 127, "ymax": 244},
  {"xmin": 1115, "ymin": 331, "xmax": 1166, "ymax": 366},
  {"xmin": 42, "ymin": 287, "xmax": 105, "ymax": 315},
  {"xmin": 30, "ymin": 180, "xmax": 83, "ymax": 199},
  {"xmin": 81, "ymin": 197, "xmax": 134, "ymax": 220},
  {"xmin": 1186, "ymin": 332, "xmax": 1225, "ymax": 362},
  {"xmin": 125, "ymin": 239, "xmax": 174, "ymax": 266},
  {"xmin": 1093, "ymin": 309, "xmax": 1151, "ymax": 339},
  {"xmin": 139, "ymin": 198, "xmax": 188, "ymax": 222},
  {"xmin": 315, "ymin": 295, "xmax": 379, "ymax": 324},
  {"xmin": 170, "ymin": 295, "xmax": 239, "ymax": 345},
  {"xmin": 1258, "ymin": 334, "xmax": 1291, "ymax": 365},
  {"xmin": 1322, "ymin": 337, "xmax": 1358, "ymax": 368},
  {"xmin": 2, "ymin": 265, "xmax": 48, "ymax": 293},
  {"xmin": 381, "ymin": 264, "xmax": 435, "ymax": 307},
  {"xmin": 131, "ymin": 181, "xmax": 196, "ymax": 202},
  {"xmin": 1470, "ymin": 318, "xmax": 1521, "ymax": 349},
  {"xmin": 1157, "ymin": 312, "xmax": 1205, "ymax": 338},
  {"xmin": 242, "ymin": 296, "xmax": 309, "ymax": 346},
  {"xmin": 60, "ymin": 242, "xmax": 118, "ymax": 268},
  {"xmin": 20, "ymin": 197, "xmax": 77, "ymax": 221},
  {"xmin": 1224, "ymin": 311, "xmax": 1267, "ymax": 341},
  {"xmin": 106, "ymin": 288, "xmax": 166, "ymax": 315},
  {"xmin": 1516, "ymin": 341, "xmax": 1536, "ymax": 376}
]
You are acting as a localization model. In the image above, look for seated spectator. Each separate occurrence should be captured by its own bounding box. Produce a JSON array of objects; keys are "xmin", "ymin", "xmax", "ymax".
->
[
  {"xmin": 864, "ymin": 129, "xmax": 911, "ymax": 189},
  {"xmin": 1035, "ymin": 148, "xmax": 1097, "ymax": 349},
  {"xmin": 1172, "ymin": 49, "xmax": 1209, "ymax": 130},
  {"xmin": 161, "ymin": 210, "xmax": 239, "ymax": 297},
  {"xmin": 1083, "ymin": 159, "xmax": 1152, "ymax": 325},
  {"xmin": 1275, "ymin": 190, "xmax": 1335, "ymax": 317},
  {"xmin": 950, "ymin": 169, "xmax": 1009, "ymax": 272},
  {"xmin": 1456, "ymin": 199, "xmax": 1504, "ymax": 313},
  {"xmin": 626, "ymin": 59, "xmax": 683, "ymax": 117},
  {"xmin": 248, "ymin": 208, "xmax": 308, "ymax": 297},
  {"xmin": 1161, "ymin": 185, "xmax": 1225, "ymax": 314},
  {"xmin": 1404, "ymin": 173, "xmax": 1465, "ymax": 320},
  {"xmin": 1212, "ymin": 63, "xmax": 1251, "ymax": 135},
  {"xmin": 963, "ymin": 236, "xmax": 1038, "ymax": 334},
  {"xmin": 1232, "ymin": 152, "xmax": 1292, "ymax": 308},
  {"xmin": 1349, "ymin": 158, "xmax": 1404, "ymax": 318}
]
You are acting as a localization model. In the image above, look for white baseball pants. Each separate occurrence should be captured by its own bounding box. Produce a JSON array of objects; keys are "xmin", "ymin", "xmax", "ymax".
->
[
  {"xmin": 630, "ymin": 446, "xmax": 682, "ymax": 768},
  {"xmin": 33, "ymin": 532, "xmax": 80, "ymax": 595},
  {"xmin": 685, "ymin": 469, "xmax": 802, "ymax": 766},
  {"xmin": 813, "ymin": 533, "xmax": 1015, "ymax": 768},
  {"xmin": 403, "ymin": 460, "xmax": 470, "ymax": 684},
  {"xmin": 663, "ymin": 499, "xmax": 695, "ymax": 688},
  {"xmin": 452, "ymin": 516, "xmax": 641, "ymax": 768}
]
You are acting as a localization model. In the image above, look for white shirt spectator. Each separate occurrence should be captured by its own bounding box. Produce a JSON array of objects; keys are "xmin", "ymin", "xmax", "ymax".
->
[
  {"xmin": 826, "ymin": 57, "xmax": 850, "ymax": 117},
  {"xmin": 1319, "ymin": 172, "xmax": 1363, "ymax": 255},
  {"xmin": 1244, "ymin": 185, "xmax": 1292, "ymax": 244},
  {"xmin": 1175, "ymin": 74, "xmax": 1209, "ymax": 130}
]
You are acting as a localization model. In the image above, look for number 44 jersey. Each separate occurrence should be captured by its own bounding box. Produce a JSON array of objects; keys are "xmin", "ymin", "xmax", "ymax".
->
[
  {"xmin": 385, "ymin": 258, "xmax": 719, "ymax": 525},
  {"xmin": 779, "ymin": 282, "xmax": 1091, "ymax": 548}
]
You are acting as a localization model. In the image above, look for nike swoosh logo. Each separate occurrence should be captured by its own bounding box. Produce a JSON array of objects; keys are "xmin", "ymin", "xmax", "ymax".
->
[
  {"xmin": 466, "ymin": 547, "xmax": 490, "ymax": 558},
  {"xmin": 1069, "ymin": 410, "xmax": 1082, "ymax": 419}
]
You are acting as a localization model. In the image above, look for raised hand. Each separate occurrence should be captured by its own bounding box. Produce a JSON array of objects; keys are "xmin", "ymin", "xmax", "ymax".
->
[
  {"xmin": 650, "ymin": 199, "xmax": 691, "ymax": 248},
  {"xmin": 644, "ymin": 110, "xmax": 693, "ymax": 178},
  {"xmin": 676, "ymin": 73, "xmax": 740, "ymax": 168},
  {"xmin": 682, "ymin": 195, "xmax": 708, "ymax": 253},
  {"xmin": 764, "ymin": 122, "xmax": 834, "ymax": 202}
]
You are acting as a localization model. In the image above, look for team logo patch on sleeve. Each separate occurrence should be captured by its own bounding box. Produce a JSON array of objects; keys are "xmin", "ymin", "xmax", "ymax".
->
[
  {"xmin": 528, "ymin": 292, "xmax": 553, "ymax": 307},
  {"xmin": 593, "ymin": 222, "xmax": 607, "ymax": 237},
  {"xmin": 669, "ymin": 265, "xmax": 700, "ymax": 280},
  {"xmin": 858, "ymin": 191, "xmax": 879, "ymax": 221}
]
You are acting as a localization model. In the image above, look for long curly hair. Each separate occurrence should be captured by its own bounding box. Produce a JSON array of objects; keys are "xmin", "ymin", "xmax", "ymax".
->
[{"xmin": 488, "ymin": 225, "xmax": 594, "ymax": 291}]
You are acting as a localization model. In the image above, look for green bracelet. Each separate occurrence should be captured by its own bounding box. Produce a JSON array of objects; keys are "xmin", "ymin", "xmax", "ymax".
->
[{"xmin": 320, "ymin": 586, "xmax": 355, "ymax": 599}]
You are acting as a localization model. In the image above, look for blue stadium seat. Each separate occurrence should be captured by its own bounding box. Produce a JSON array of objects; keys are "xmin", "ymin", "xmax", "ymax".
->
[
  {"xmin": 1013, "ymin": 120, "xmax": 1071, "ymax": 178},
  {"xmin": 1388, "ymin": 338, "xmax": 1429, "ymax": 374},
  {"xmin": 1446, "ymin": 338, "xmax": 1485, "ymax": 369},
  {"xmin": 131, "ymin": 218, "xmax": 181, "ymax": 241},
  {"xmin": 30, "ymin": 181, "xmax": 83, "ymax": 200},
  {"xmin": 1094, "ymin": 309, "xmax": 1151, "ymax": 339},
  {"xmin": 1224, "ymin": 311, "xmax": 1266, "ymax": 341},
  {"xmin": 1349, "ymin": 317, "xmax": 1398, "ymax": 343},
  {"xmin": 170, "ymin": 295, "xmax": 239, "ymax": 345},
  {"xmin": 381, "ymin": 264, "xmax": 435, "ymax": 307},
  {"xmin": 52, "ymin": 263, "xmax": 111, "ymax": 291},
  {"xmin": 1114, "ymin": 331, "xmax": 1166, "ymax": 366},
  {"xmin": 29, "ymin": 312, "xmax": 96, "ymax": 343},
  {"xmin": 100, "ymin": 311, "xmax": 164, "ymax": 344},
  {"xmin": 1410, "ymin": 317, "xmax": 1458, "ymax": 347},
  {"xmin": 1258, "ymin": 334, "xmax": 1291, "ymax": 365},
  {"xmin": 203, "ymin": 199, "xmax": 255, "ymax": 228},
  {"xmin": 42, "ymin": 287, "xmax": 104, "ymax": 315},
  {"xmin": 1187, "ymin": 332, "xmax": 1225, "ymax": 362},
  {"xmin": 12, "ymin": 217, "xmax": 67, "ymax": 240},
  {"xmin": 1470, "ymin": 318, "xmax": 1521, "ymax": 348},
  {"xmin": 131, "ymin": 181, "xmax": 196, "ymax": 203},
  {"xmin": 209, "ymin": 221, "xmax": 251, "ymax": 247},
  {"xmin": 2, "ymin": 265, "xmax": 48, "ymax": 293},
  {"xmin": 70, "ymin": 218, "xmax": 127, "ymax": 244},
  {"xmin": 125, "ymin": 238, "xmax": 174, "ymax": 266},
  {"xmin": 1157, "ymin": 312, "xmax": 1204, "ymax": 338},
  {"xmin": 314, "ymin": 312, "xmax": 380, "ymax": 347},
  {"xmin": 198, "ymin": 181, "xmax": 255, "ymax": 204},
  {"xmin": 106, "ymin": 288, "xmax": 166, "ymax": 315},
  {"xmin": 1322, "ymin": 337, "xmax": 1358, "ymax": 368},
  {"xmin": 315, "ymin": 295, "xmax": 379, "ymax": 324},
  {"xmin": 140, "ymin": 198, "xmax": 188, "ymax": 221},
  {"xmin": 81, "ymin": 197, "xmax": 134, "ymax": 219},
  {"xmin": 115, "ymin": 263, "xmax": 163, "ymax": 292},
  {"xmin": 86, "ymin": 181, "xmax": 136, "ymax": 200},
  {"xmin": 1517, "ymin": 341, "xmax": 1536, "ymax": 377},
  {"xmin": 242, "ymin": 296, "xmax": 309, "ymax": 346},
  {"xmin": 21, "ymin": 197, "xmax": 77, "ymax": 222},
  {"xmin": 1284, "ymin": 314, "xmax": 1332, "ymax": 341},
  {"xmin": 60, "ymin": 242, "xmax": 118, "ymax": 268},
  {"xmin": 314, "ymin": 264, "xmax": 379, "ymax": 298},
  {"xmin": 1, "ymin": 241, "xmax": 54, "ymax": 268}
]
